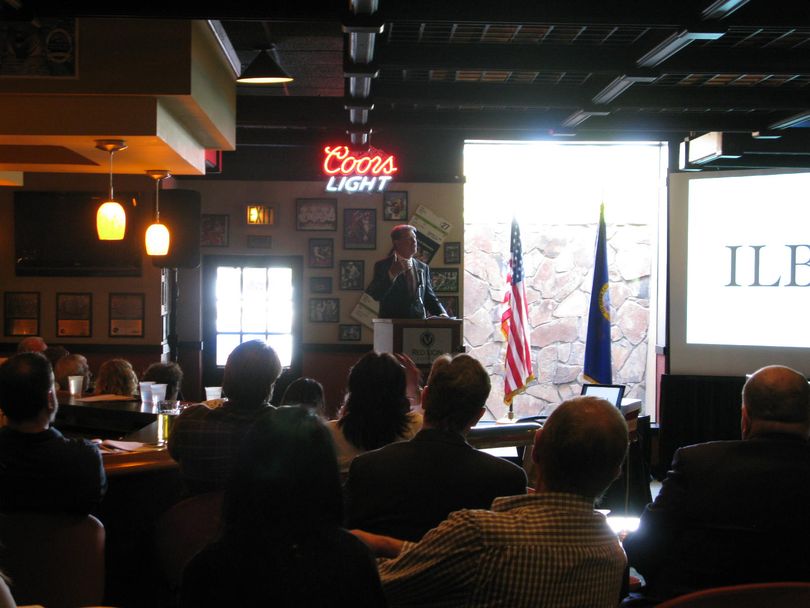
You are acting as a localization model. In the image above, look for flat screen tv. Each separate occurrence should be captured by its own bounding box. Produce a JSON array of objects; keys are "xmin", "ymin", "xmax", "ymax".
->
[{"xmin": 15, "ymin": 191, "xmax": 144, "ymax": 277}]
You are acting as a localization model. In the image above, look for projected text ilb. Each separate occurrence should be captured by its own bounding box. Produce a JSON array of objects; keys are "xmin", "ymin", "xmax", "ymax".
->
[{"xmin": 726, "ymin": 245, "xmax": 810, "ymax": 287}]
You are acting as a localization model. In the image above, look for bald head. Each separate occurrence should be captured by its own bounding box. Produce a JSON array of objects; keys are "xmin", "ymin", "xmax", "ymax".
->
[
  {"xmin": 742, "ymin": 365, "xmax": 810, "ymax": 438},
  {"xmin": 533, "ymin": 396, "xmax": 629, "ymax": 500},
  {"xmin": 17, "ymin": 336, "xmax": 47, "ymax": 353}
]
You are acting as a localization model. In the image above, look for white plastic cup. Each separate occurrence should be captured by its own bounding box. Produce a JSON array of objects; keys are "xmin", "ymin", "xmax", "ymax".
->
[
  {"xmin": 151, "ymin": 383, "xmax": 168, "ymax": 407},
  {"xmin": 204, "ymin": 386, "xmax": 222, "ymax": 400},
  {"xmin": 139, "ymin": 381, "xmax": 154, "ymax": 405},
  {"xmin": 68, "ymin": 375, "xmax": 84, "ymax": 396}
]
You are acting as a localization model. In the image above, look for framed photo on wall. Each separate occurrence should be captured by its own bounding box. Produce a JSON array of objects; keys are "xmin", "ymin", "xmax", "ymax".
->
[
  {"xmin": 339, "ymin": 324, "xmax": 362, "ymax": 341},
  {"xmin": 296, "ymin": 198, "xmax": 337, "ymax": 231},
  {"xmin": 443, "ymin": 241, "xmax": 461, "ymax": 264},
  {"xmin": 309, "ymin": 298, "xmax": 339, "ymax": 323},
  {"xmin": 383, "ymin": 191, "xmax": 408, "ymax": 221},
  {"xmin": 308, "ymin": 238, "xmax": 334, "ymax": 268},
  {"xmin": 56, "ymin": 292, "xmax": 92, "ymax": 337},
  {"xmin": 200, "ymin": 214, "xmax": 230, "ymax": 247},
  {"xmin": 4, "ymin": 292, "xmax": 39, "ymax": 337},
  {"xmin": 109, "ymin": 293, "xmax": 145, "ymax": 338},
  {"xmin": 310, "ymin": 277, "xmax": 333, "ymax": 294},
  {"xmin": 414, "ymin": 233, "xmax": 440, "ymax": 265},
  {"xmin": 339, "ymin": 260, "xmax": 365, "ymax": 290},
  {"xmin": 438, "ymin": 295, "xmax": 459, "ymax": 318},
  {"xmin": 430, "ymin": 268, "xmax": 459, "ymax": 293},
  {"xmin": 343, "ymin": 208, "xmax": 377, "ymax": 249}
]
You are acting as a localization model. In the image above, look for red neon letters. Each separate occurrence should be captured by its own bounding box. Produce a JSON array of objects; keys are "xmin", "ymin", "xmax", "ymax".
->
[{"xmin": 322, "ymin": 146, "xmax": 398, "ymax": 176}]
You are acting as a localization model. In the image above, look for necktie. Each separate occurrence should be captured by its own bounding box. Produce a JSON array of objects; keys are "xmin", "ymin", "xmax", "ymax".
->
[{"xmin": 406, "ymin": 265, "xmax": 416, "ymax": 295}]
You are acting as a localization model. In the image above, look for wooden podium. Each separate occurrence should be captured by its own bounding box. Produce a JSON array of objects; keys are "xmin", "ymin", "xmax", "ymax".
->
[{"xmin": 372, "ymin": 318, "xmax": 463, "ymax": 367}]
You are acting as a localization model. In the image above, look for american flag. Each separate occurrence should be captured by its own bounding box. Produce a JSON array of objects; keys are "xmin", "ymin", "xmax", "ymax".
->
[{"xmin": 501, "ymin": 217, "xmax": 535, "ymax": 404}]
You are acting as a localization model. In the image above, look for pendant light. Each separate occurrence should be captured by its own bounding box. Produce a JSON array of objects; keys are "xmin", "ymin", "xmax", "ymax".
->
[
  {"xmin": 95, "ymin": 139, "xmax": 127, "ymax": 240},
  {"xmin": 145, "ymin": 170, "xmax": 171, "ymax": 256},
  {"xmin": 236, "ymin": 46, "xmax": 293, "ymax": 84}
]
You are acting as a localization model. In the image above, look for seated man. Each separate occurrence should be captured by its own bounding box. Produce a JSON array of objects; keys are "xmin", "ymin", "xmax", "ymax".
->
[
  {"xmin": 0, "ymin": 352, "xmax": 107, "ymax": 514},
  {"xmin": 344, "ymin": 353, "xmax": 527, "ymax": 541},
  {"xmin": 142, "ymin": 361, "xmax": 184, "ymax": 401},
  {"xmin": 54, "ymin": 353, "xmax": 91, "ymax": 393},
  {"xmin": 355, "ymin": 396, "xmax": 629, "ymax": 608},
  {"xmin": 623, "ymin": 365, "xmax": 810, "ymax": 602},
  {"xmin": 17, "ymin": 336, "xmax": 47, "ymax": 353},
  {"xmin": 169, "ymin": 340, "xmax": 281, "ymax": 494}
]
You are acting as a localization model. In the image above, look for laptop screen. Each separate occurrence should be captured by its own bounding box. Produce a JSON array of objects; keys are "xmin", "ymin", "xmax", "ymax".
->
[{"xmin": 580, "ymin": 383, "xmax": 625, "ymax": 408}]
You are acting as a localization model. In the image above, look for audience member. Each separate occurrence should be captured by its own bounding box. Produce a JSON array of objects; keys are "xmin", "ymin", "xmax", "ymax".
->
[
  {"xmin": 43, "ymin": 345, "xmax": 69, "ymax": 370},
  {"xmin": 280, "ymin": 377, "xmax": 326, "ymax": 417},
  {"xmin": 94, "ymin": 358, "xmax": 138, "ymax": 396},
  {"xmin": 623, "ymin": 364, "xmax": 810, "ymax": 602},
  {"xmin": 345, "ymin": 353, "xmax": 527, "ymax": 541},
  {"xmin": 180, "ymin": 406, "xmax": 385, "ymax": 607},
  {"xmin": 354, "ymin": 396, "xmax": 629, "ymax": 607},
  {"xmin": 16, "ymin": 336, "xmax": 47, "ymax": 353},
  {"xmin": 54, "ymin": 353, "xmax": 91, "ymax": 393},
  {"xmin": 142, "ymin": 361, "xmax": 184, "ymax": 401},
  {"xmin": 169, "ymin": 340, "xmax": 281, "ymax": 494},
  {"xmin": 329, "ymin": 351, "xmax": 422, "ymax": 474},
  {"xmin": 0, "ymin": 353, "xmax": 106, "ymax": 514}
]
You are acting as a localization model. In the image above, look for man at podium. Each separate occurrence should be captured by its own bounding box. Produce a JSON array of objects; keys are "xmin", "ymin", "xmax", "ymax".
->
[{"xmin": 366, "ymin": 224, "xmax": 448, "ymax": 320}]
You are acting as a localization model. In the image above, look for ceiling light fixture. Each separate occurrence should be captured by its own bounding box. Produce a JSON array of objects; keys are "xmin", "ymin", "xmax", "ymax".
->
[
  {"xmin": 237, "ymin": 46, "xmax": 293, "ymax": 84},
  {"xmin": 702, "ymin": 0, "xmax": 751, "ymax": 19},
  {"xmin": 561, "ymin": 109, "xmax": 610, "ymax": 128},
  {"xmin": 592, "ymin": 74, "xmax": 657, "ymax": 104},
  {"xmin": 637, "ymin": 29, "xmax": 725, "ymax": 67},
  {"xmin": 145, "ymin": 170, "xmax": 171, "ymax": 256},
  {"xmin": 95, "ymin": 139, "xmax": 127, "ymax": 241},
  {"xmin": 769, "ymin": 111, "xmax": 810, "ymax": 130}
]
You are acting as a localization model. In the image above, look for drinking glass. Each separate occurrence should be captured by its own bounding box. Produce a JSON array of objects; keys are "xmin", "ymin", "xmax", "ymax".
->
[{"xmin": 156, "ymin": 400, "xmax": 181, "ymax": 444}]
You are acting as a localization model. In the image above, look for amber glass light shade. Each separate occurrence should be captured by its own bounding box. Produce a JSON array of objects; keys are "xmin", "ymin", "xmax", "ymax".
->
[
  {"xmin": 97, "ymin": 200, "xmax": 126, "ymax": 240},
  {"xmin": 145, "ymin": 222, "xmax": 170, "ymax": 255}
]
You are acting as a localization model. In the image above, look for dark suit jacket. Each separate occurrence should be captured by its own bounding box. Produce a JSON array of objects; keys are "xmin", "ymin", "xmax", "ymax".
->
[
  {"xmin": 365, "ymin": 255, "xmax": 446, "ymax": 319},
  {"xmin": 623, "ymin": 433, "xmax": 810, "ymax": 601},
  {"xmin": 344, "ymin": 428, "xmax": 528, "ymax": 542}
]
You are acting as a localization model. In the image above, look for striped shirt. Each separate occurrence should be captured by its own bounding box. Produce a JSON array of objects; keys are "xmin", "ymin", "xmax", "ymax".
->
[{"xmin": 379, "ymin": 492, "xmax": 626, "ymax": 608}]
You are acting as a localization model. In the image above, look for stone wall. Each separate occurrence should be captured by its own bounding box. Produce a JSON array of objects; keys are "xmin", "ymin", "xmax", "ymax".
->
[{"xmin": 464, "ymin": 220, "xmax": 651, "ymax": 419}]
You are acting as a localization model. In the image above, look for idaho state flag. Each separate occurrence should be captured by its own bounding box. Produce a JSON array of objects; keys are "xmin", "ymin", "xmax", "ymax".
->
[{"xmin": 584, "ymin": 203, "xmax": 612, "ymax": 384}]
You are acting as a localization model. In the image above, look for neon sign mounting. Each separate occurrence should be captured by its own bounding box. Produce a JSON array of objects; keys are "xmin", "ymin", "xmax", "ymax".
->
[{"xmin": 323, "ymin": 145, "xmax": 398, "ymax": 193}]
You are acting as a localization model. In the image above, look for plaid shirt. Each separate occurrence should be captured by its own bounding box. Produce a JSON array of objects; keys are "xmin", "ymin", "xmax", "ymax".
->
[
  {"xmin": 168, "ymin": 401, "xmax": 272, "ymax": 493},
  {"xmin": 379, "ymin": 492, "xmax": 626, "ymax": 608}
]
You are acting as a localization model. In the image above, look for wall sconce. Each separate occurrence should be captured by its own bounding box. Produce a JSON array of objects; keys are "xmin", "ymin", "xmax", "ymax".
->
[
  {"xmin": 145, "ymin": 170, "xmax": 171, "ymax": 256},
  {"xmin": 95, "ymin": 139, "xmax": 127, "ymax": 240},
  {"xmin": 246, "ymin": 204, "xmax": 274, "ymax": 225}
]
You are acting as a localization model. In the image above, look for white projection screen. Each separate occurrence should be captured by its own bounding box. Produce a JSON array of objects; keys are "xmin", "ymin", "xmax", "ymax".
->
[{"xmin": 669, "ymin": 169, "xmax": 810, "ymax": 377}]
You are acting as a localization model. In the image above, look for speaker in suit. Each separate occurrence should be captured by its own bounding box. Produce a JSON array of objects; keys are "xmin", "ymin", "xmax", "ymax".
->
[{"xmin": 365, "ymin": 225, "xmax": 446, "ymax": 319}]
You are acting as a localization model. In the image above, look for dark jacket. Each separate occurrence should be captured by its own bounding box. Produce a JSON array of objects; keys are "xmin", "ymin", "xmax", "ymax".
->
[
  {"xmin": 366, "ymin": 255, "xmax": 445, "ymax": 319},
  {"xmin": 344, "ymin": 428, "xmax": 528, "ymax": 541},
  {"xmin": 623, "ymin": 433, "xmax": 810, "ymax": 601}
]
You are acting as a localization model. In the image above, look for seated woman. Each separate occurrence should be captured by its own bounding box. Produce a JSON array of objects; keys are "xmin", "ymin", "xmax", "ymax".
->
[
  {"xmin": 94, "ymin": 358, "xmax": 138, "ymax": 397},
  {"xmin": 329, "ymin": 351, "xmax": 422, "ymax": 475},
  {"xmin": 142, "ymin": 361, "xmax": 184, "ymax": 401},
  {"xmin": 280, "ymin": 377, "xmax": 326, "ymax": 418},
  {"xmin": 180, "ymin": 406, "xmax": 385, "ymax": 607}
]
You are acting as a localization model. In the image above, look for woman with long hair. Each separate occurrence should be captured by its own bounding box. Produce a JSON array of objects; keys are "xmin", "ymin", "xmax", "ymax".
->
[
  {"xmin": 93, "ymin": 358, "xmax": 138, "ymax": 396},
  {"xmin": 329, "ymin": 351, "xmax": 422, "ymax": 474},
  {"xmin": 180, "ymin": 406, "xmax": 385, "ymax": 607}
]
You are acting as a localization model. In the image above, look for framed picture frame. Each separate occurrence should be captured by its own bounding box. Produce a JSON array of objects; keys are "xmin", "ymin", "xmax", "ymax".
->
[
  {"xmin": 56, "ymin": 292, "xmax": 92, "ymax": 337},
  {"xmin": 310, "ymin": 277, "xmax": 333, "ymax": 294},
  {"xmin": 438, "ymin": 295, "xmax": 459, "ymax": 318},
  {"xmin": 109, "ymin": 293, "xmax": 145, "ymax": 338},
  {"xmin": 383, "ymin": 191, "xmax": 408, "ymax": 221},
  {"xmin": 339, "ymin": 260, "xmax": 365, "ymax": 290},
  {"xmin": 415, "ymin": 233, "xmax": 440, "ymax": 265},
  {"xmin": 4, "ymin": 292, "xmax": 39, "ymax": 337},
  {"xmin": 444, "ymin": 241, "xmax": 461, "ymax": 264},
  {"xmin": 430, "ymin": 268, "xmax": 460, "ymax": 293},
  {"xmin": 246, "ymin": 235, "xmax": 272, "ymax": 249},
  {"xmin": 296, "ymin": 198, "xmax": 337, "ymax": 231},
  {"xmin": 309, "ymin": 298, "xmax": 339, "ymax": 323},
  {"xmin": 343, "ymin": 208, "xmax": 377, "ymax": 249},
  {"xmin": 339, "ymin": 324, "xmax": 362, "ymax": 341},
  {"xmin": 308, "ymin": 238, "xmax": 334, "ymax": 268},
  {"xmin": 200, "ymin": 214, "xmax": 230, "ymax": 247}
]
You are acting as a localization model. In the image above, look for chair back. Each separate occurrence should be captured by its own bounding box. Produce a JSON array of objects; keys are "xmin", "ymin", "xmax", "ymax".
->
[
  {"xmin": 0, "ymin": 512, "xmax": 105, "ymax": 608},
  {"xmin": 656, "ymin": 581, "xmax": 810, "ymax": 607},
  {"xmin": 155, "ymin": 491, "xmax": 224, "ymax": 591}
]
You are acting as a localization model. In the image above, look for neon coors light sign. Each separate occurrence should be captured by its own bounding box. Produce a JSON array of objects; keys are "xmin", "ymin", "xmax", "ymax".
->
[{"xmin": 323, "ymin": 145, "xmax": 398, "ymax": 193}]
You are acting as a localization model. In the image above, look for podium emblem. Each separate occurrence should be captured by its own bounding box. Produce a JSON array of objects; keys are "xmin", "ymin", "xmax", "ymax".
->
[{"xmin": 420, "ymin": 331, "xmax": 435, "ymax": 347}]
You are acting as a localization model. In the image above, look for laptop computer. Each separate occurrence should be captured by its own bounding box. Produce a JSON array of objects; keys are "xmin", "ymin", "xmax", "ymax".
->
[{"xmin": 580, "ymin": 383, "xmax": 626, "ymax": 409}]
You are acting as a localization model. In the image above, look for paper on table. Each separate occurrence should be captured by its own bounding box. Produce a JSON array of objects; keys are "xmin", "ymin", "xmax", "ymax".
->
[
  {"xmin": 95, "ymin": 439, "xmax": 145, "ymax": 452},
  {"xmin": 75, "ymin": 394, "xmax": 136, "ymax": 402}
]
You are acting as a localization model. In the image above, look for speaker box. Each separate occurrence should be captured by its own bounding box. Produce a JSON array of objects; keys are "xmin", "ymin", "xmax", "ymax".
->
[{"xmin": 151, "ymin": 189, "xmax": 201, "ymax": 269}]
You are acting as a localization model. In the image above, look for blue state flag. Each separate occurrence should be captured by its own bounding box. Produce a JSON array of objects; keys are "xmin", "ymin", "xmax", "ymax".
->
[{"xmin": 584, "ymin": 203, "xmax": 612, "ymax": 384}]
